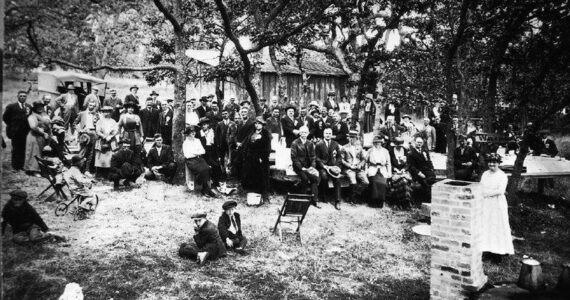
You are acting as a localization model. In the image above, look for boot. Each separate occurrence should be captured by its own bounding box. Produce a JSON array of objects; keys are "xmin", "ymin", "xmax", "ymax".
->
[{"xmin": 349, "ymin": 184, "xmax": 357, "ymax": 204}]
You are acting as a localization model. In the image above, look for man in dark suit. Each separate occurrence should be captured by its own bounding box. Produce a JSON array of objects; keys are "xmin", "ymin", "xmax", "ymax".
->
[
  {"xmin": 408, "ymin": 136, "xmax": 436, "ymax": 202},
  {"xmin": 217, "ymin": 200, "xmax": 247, "ymax": 255},
  {"xmin": 281, "ymin": 105, "xmax": 300, "ymax": 147},
  {"xmin": 223, "ymin": 97, "xmax": 240, "ymax": 120},
  {"xmin": 215, "ymin": 110, "xmax": 234, "ymax": 175},
  {"xmin": 144, "ymin": 134, "xmax": 177, "ymax": 183},
  {"xmin": 159, "ymin": 101, "xmax": 173, "ymax": 145},
  {"xmin": 265, "ymin": 107, "xmax": 283, "ymax": 139},
  {"xmin": 3, "ymin": 91, "xmax": 31, "ymax": 170},
  {"xmin": 385, "ymin": 100, "xmax": 401, "ymax": 124},
  {"xmin": 179, "ymin": 212, "xmax": 227, "ymax": 265},
  {"xmin": 259, "ymin": 98, "xmax": 270, "ymax": 119},
  {"xmin": 315, "ymin": 128, "xmax": 343, "ymax": 210},
  {"xmin": 139, "ymin": 97, "xmax": 160, "ymax": 139},
  {"xmin": 332, "ymin": 111, "xmax": 349, "ymax": 146},
  {"xmin": 291, "ymin": 126, "xmax": 321, "ymax": 207},
  {"xmin": 230, "ymin": 107, "xmax": 254, "ymax": 179},
  {"xmin": 124, "ymin": 85, "xmax": 140, "ymax": 113},
  {"xmin": 297, "ymin": 107, "xmax": 313, "ymax": 129},
  {"xmin": 103, "ymin": 89, "xmax": 123, "ymax": 121},
  {"xmin": 454, "ymin": 136, "xmax": 478, "ymax": 181},
  {"xmin": 196, "ymin": 96, "xmax": 212, "ymax": 119},
  {"xmin": 109, "ymin": 138, "xmax": 144, "ymax": 190},
  {"xmin": 378, "ymin": 115, "xmax": 405, "ymax": 147},
  {"xmin": 539, "ymin": 130, "xmax": 558, "ymax": 157}
]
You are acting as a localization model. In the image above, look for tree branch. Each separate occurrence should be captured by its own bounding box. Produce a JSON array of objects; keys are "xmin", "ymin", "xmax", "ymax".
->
[
  {"xmin": 265, "ymin": 0, "xmax": 291, "ymax": 26},
  {"xmin": 47, "ymin": 58, "xmax": 177, "ymax": 72},
  {"xmin": 152, "ymin": 0, "xmax": 182, "ymax": 33}
]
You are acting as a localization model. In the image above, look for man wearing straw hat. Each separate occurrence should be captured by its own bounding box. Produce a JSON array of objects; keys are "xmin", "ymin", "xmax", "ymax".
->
[{"xmin": 179, "ymin": 211, "xmax": 227, "ymax": 265}]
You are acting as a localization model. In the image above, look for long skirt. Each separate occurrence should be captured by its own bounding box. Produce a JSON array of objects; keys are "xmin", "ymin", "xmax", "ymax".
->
[
  {"xmin": 388, "ymin": 174, "xmax": 412, "ymax": 209},
  {"xmin": 368, "ymin": 173, "xmax": 387, "ymax": 207},
  {"xmin": 24, "ymin": 133, "xmax": 47, "ymax": 172},
  {"xmin": 481, "ymin": 195, "xmax": 515, "ymax": 255},
  {"xmin": 95, "ymin": 150, "xmax": 113, "ymax": 168}
]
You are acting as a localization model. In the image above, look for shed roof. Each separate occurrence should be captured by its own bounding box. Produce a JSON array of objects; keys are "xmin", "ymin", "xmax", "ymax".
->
[{"xmin": 185, "ymin": 48, "xmax": 346, "ymax": 77}]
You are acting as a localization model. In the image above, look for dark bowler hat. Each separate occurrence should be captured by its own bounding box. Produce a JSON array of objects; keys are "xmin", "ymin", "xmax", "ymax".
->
[
  {"xmin": 150, "ymin": 91, "xmax": 159, "ymax": 96},
  {"xmin": 10, "ymin": 189, "xmax": 28, "ymax": 199},
  {"xmin": 200, "ymin": 96, "xmax": 208, "ymax": 102},
  {"xmin": 328, "ymin": 91, "xmax": 336, "ymax": 96},
  {"xmin": 254, "ymin": 116, "xmax": 266, "ymax": 125},
  {"xmin": 166, "ymin": 98, "xmax": 174, "ymax": 102},
  {"xmin": 285, "ymin": 105, "xmax": 297, "ymax": 113},
  {"xmin": 32, "ymin": 100, "xmax": 45, "ymax": 110},
  {"xmin": 240, "ymin": 100, "xmax": 251, "ymax": 106},
  {"xmin": 222, "ymin": 200, "xmax": 238, "ymax": 210},
  {"xmin": 190, "ymin": 212, "xmax": 207, "ymax": 219},
  {"xmin": 71, "ymin": 155, "xmax": 86, "ymax": 166},
  {"xmin": 348, "ymin": 130, "xmax": 359, "ymax": 137},
  {"xmin": 198, "ymin": 117, "xmax": 210, "ymax": 126},
  {"xmin": 130, "ymin": 85, "xmax": 139, "ymax": 91}
]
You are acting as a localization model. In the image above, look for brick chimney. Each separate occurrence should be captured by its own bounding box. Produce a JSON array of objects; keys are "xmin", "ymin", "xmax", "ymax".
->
[{"xmin": 430, "ymin": 179, "xmax": 487, "ymax": 299}]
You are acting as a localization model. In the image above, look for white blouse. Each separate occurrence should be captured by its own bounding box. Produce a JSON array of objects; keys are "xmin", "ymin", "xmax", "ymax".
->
[{"xmin": 183, "ymin": 138, "xmax": 205, "ymax": 158}]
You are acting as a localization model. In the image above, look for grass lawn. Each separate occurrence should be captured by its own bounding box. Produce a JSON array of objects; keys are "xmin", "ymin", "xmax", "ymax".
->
[{"xmin": 2, "ymin": 77, "xmax": 570, "ymax": 299}]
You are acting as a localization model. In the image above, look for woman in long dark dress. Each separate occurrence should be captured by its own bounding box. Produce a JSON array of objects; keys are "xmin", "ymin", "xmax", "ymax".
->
[
  {"xmin": 366, "ymin": 135, "xmax": 392, "ymax": 208},
  {"xmin": 241, "ymin": 116, "xmax": 272, "ymax": 203},
  {"xmin": 388, "ymin": 137, "xmax": 412, "ymax": 209}
]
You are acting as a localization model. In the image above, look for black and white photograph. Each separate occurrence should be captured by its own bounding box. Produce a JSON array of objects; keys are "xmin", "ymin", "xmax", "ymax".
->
[{"xmin": 1, "ymin": 0, "xmax": 570, "ymax": 299}]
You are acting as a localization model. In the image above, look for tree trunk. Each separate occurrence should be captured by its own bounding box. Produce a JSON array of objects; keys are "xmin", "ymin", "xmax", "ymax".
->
[
  {"xmin": 269, "ymin": 46, "xmax": 285, "ymax": 100},
  {"xmin": 445, "ymin": 56, "xmax": 456, "ymax": 179}
]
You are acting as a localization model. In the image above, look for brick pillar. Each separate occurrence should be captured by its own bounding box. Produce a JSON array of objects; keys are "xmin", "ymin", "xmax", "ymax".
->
[{"xmin": 430, "ymin": 179, "xmax": 487, "ymax": 300}]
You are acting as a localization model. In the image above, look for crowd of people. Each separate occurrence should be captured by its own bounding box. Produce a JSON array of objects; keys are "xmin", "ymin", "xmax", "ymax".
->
[{"xmin": 3, "ymin": 85, "xmax": 562, "ymax": 265}]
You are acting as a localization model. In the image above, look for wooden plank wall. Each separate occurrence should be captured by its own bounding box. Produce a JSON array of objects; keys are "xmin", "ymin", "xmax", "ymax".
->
[{"xmin": 261, "ymin": 73, "xmax": 347, "ymax": 106}]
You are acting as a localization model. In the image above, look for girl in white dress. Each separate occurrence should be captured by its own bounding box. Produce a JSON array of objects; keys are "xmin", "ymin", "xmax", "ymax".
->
[{"xmin": 480, "ymin": 153, "xmax": 514, "ymax": 263}]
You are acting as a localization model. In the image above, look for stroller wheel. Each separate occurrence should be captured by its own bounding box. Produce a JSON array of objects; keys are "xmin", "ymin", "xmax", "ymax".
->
[{"xmin": 55, "ymin": 203, "xmax": 68, "ymax": 216}]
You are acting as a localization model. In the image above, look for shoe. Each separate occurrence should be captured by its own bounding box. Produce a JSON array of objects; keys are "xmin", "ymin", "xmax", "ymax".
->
[
  {"xmin": 197, "ymin": 252, "xmax": 209, "ymax": 265},
  {"xmin": 113, "ymin": 182, "xmax": 120, "ymax": 190},
  {"xmin": 123, "ymin": 180, "xmax": 131, "ymax": 187},
  {"xmin": 235, "ymin": 248, "xmax": 247, "ymax": 255},
  {"xmin": 333, "ymin": 202, "xmax": 341, "ymax": 210},
  {"xmin": 310, "ymin": 201, "xmax": 321, "ymax": 209}
]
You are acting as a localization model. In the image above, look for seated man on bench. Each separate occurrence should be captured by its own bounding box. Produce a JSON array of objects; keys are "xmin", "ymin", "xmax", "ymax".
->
[
  {"xmin": 2, "ymin": 190, "xmax": 51, "ymax": 244},
  {"xmin": 144, "ymin": 133, "xmax": 177, "ymax": 183}
]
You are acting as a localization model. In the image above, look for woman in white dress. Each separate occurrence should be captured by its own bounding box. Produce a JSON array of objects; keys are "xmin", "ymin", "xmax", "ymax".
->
[
  {"xmin": 366, "ymin": 135, "xmax": 392, "ymax": 208},
  {"xmin": 480, "ymin": 153, "xmax": 514, "ymax": 263},
  {"xmin": 95, "ymin": 106, "xmax": 118, "ymax": 178}
]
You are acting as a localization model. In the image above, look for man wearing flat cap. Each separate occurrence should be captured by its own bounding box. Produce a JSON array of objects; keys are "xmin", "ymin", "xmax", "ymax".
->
[
  {"xmin": 103, "ymin": 89, "xmax": 123, "ymax": 121},
  {"xmin": 2, "ymin": 190, "xmax": 51, "ymax": 244},
  {"xmin": 179, "ymin": 212, "xmax": 227, "ymax": 264},
  {"xmin": 109, "ymin": 138, "xmax": 144, "ymax": 190},
  {"xmin": 218, "ymin": 201, "xmax": 247, "ymax": 254},
  {"xmin": 83, "ymin": 86, "xmax": 101, "ymax": 111}
]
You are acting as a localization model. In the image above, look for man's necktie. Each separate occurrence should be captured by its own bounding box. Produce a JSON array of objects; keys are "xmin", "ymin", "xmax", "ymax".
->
[{"xmin": 231, "ymin": 215, "xmax": 237, "ymax": 229}]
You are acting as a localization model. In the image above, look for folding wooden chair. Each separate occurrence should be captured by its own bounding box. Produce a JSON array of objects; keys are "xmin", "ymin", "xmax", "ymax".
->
[
  {"xmin": 35, "ymin": 156, "xmax": 69, "ymax": 202},
  {"xmin": 272, "ymin": 193, "xmax": 312, "ymax": 244}
]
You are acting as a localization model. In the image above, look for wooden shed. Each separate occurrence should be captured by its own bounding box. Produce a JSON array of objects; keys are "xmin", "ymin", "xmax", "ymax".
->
[{"xmin": 185, "ymin": 49, "xmax": 348, "ymax": 104}]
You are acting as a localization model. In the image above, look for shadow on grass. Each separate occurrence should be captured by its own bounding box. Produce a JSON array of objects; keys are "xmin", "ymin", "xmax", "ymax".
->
[{"xmin": 353, "ymin": 277, "xmax": 430, "ymax": 300}]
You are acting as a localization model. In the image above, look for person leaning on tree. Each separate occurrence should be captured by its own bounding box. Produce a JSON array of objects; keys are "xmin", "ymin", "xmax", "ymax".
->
[{"xmin": 179, "ymin": 212, "xmax": 227, "ymax": 265}]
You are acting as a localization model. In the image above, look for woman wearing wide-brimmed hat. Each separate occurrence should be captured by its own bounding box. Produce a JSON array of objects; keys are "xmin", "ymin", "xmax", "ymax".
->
[
  {"xmin": 95, "ymin": 106, "xmax": 119, "ymax": 178},
  {"xmin": 118, "ymin": 101, "xmax": 144, "ymax": 154},
  {"xmin": 480, "ymin": 153, "xmax": 514, "ymax": 263},
  {"xmin": 24, "ymin": 100, "xmax": 52, "ymax": 176},
  {"xmin": 366, "ymin": 135, "xmax": 392, "ymax": 208},
  {"xmin": 241, "ymin": 116, "xmax": 272, "ymax": 203}
]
